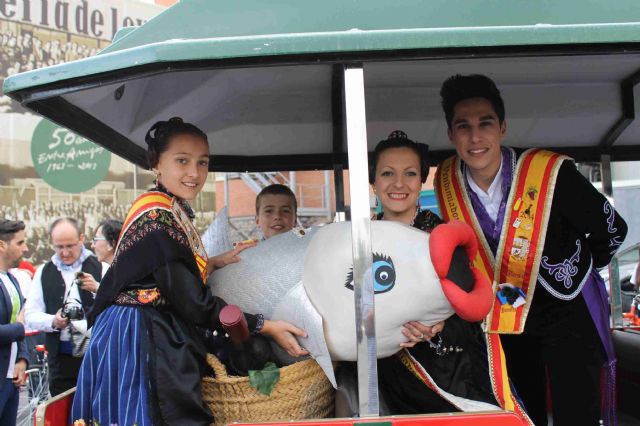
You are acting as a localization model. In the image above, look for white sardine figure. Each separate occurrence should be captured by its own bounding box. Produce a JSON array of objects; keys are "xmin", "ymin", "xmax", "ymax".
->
[{"xmin": 208, "ymin": 220, "xmax": 492, "ymax": 387}]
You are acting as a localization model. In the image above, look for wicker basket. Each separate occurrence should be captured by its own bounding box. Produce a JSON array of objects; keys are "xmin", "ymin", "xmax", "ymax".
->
[{"xmin": 202, "ymin": 354, "xmax": 334, "ymax": 425}]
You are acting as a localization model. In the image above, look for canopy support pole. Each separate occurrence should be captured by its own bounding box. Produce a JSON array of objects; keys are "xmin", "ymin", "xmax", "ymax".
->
[
  {"xmin": 332, "ymin": 64, "xmax": 346, "ymax": 221},
  {"xmin": 344, "ymin": 64, "xmax": 379, "ymax": 417},
  {"xmin": 599, "ymin": 69, "xmax": 640, "ymax": 150},
  {"xmin": 600, "ymin": 154, "xmax": 613, "ymax": 197}
]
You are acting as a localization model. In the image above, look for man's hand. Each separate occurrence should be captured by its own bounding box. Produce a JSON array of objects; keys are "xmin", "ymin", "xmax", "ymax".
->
[
  {"xmin": 52, "ymin": 308, "xmax": 69, "ymax": 329},
  {"xmin": 13, "ymin": 359, "xmax": 27, "ymax": 387},
  {"xmin": 78, "ymin": 272, "xmax": 99, "ymax": 293}
]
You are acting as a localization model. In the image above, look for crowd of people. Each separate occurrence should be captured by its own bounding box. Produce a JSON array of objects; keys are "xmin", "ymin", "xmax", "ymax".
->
[
  {"xmin": 0, "ymin": 201, "xmax": 127, "ymax": 266},
  {"xmin": 0, "ymin": 74, "xmax": 630, "ymax": 426},
  {"xmin": 0, "ymin": 200, "xmax": 216, "ymax": 267},
  {"xmin": 0, "ymin": 29, "xmax": 100, "ymax": 113}
]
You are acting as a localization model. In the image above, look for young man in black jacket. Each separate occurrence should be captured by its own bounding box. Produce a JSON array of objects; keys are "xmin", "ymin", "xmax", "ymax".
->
[{"xmin": 435, "ymin": 74, "xmax": 627, "ymax": 426}]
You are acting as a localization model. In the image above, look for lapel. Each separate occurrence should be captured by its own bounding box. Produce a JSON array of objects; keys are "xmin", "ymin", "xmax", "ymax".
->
[
  {"xmin": 0, "ymin": 274, "xmax": 12, "ymax": 324},
  {"xmin": 6, "ymin": 272, "xmax": 24, "ymax": 306}
]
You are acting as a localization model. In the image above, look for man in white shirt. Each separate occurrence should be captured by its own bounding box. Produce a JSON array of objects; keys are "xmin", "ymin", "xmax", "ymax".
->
[
  {"xmin": 0, "ymin": 219, "xmax": 29, "ymax": 426},
  {"xmin": 25, "ymin": 217, "xmax": 103, "ymax": 396}
]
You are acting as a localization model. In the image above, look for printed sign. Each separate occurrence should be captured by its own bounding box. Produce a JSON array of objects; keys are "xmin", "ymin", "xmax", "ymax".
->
[{"xmin": 30, "ymin": 118, "xmax": 111, "ymax": 193}]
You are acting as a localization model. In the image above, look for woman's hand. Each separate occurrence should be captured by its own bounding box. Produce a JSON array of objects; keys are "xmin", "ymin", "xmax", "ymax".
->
[
  {"xmin": 399, "ymin": 320, "xmax": 445, "ymax": 348},
  {"xmin": 261, "ymin": 320, "xmax": 309, "ymax": 358},
  {"xmin": 206, "ymin": 240, "xmax": 257, "ymax": 275}
]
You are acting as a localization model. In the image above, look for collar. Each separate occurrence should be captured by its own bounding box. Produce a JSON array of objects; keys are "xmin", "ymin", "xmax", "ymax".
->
[
  {"xmin": 465, "ymin": 156, "xmax": 504, "ymax": 199},
  {"xmin": 51, "ymin": 246, "xmax": 94, "ymax": 272}
]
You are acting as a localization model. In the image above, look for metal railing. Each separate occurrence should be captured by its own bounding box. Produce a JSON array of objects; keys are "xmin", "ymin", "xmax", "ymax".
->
[{"xmin": 608, "ymin": 242, "xmax": 640, "ymax": 329}]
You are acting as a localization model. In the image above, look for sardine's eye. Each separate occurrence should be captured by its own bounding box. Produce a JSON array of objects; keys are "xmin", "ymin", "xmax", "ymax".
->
[
  {"xmin": 345, "ymin": 252, "xmax": 395, "ymax": 294},
  {"xmin": 373, "ymin": 259, "xmax": 395, "ymax": 293}
]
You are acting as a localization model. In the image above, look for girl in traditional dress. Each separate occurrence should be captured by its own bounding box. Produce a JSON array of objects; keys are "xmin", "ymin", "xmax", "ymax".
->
[{"xmin": 71, "ymin": 118, "xmax": 308, "ymax": 426}]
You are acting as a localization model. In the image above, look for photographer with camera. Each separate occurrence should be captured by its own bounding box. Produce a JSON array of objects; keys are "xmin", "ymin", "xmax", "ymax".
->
[{"xmin": 24, "ymin": 218, "xmax": 104, "ymax": 396}]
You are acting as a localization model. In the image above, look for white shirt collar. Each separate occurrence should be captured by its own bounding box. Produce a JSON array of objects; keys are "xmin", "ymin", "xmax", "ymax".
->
[{"xmin": 465, "ymin": 158, "xmax": 504, "ymax": 222}]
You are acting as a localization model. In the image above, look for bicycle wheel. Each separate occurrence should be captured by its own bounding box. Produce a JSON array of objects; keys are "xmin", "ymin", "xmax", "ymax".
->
[{"xmin": 15, "ymin": 367, "xmax": 49, "ymax": 426}]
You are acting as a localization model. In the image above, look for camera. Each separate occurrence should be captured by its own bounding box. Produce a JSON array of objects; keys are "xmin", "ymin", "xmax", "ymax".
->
[
  {"xmin": 61, "ymin": 272, "xmax": 86, "ymax": 320},
  {"xmin": 61, "ymin": 302, "xmax": 84, "ymax": 320}
]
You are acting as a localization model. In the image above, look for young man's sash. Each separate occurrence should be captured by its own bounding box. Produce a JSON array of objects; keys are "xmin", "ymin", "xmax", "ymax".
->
[
  {"xmin": 435, "ymin": 148, "xmax": 567, "ymax": 334},
  {"xmin": 120, "ymin": 191, "xmax": 208, "ymax": 283}
]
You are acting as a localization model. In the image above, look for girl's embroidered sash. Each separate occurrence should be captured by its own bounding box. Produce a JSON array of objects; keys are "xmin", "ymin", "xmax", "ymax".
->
[
  {"xmin": 435, "ymin": 148, "xmax": 566, "ymax": 334},
  {"xmin": 119, "ymin": 191, "xmax": 208, "ymax": 283}
]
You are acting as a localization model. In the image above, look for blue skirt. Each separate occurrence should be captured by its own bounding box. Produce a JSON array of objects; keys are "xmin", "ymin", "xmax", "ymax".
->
[{"xmin": 71, "ymin": 305, "xmax": 152, "ymax": 426}]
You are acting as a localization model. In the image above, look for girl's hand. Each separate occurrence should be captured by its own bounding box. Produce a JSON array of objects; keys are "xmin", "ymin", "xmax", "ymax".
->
[
  {"xmin": 206, "ymin": 240, "xmax": 258, "ymax": 275},
  {"xmin": 261, "ymin": 320, "xmax": 309, "ymax": 357},
  {"xmin": 399, "ymin": 320, "xmax": 445, "ymax": 348}
]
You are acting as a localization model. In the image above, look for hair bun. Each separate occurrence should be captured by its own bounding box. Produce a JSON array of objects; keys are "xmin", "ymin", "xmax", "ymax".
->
[
  {"xmin": 145, "ymin": 117, "xmax": 185, "ymax": 146},
  {"xmin": 145, "ymin": 120, "xmax": 164, "ymax": 147}
]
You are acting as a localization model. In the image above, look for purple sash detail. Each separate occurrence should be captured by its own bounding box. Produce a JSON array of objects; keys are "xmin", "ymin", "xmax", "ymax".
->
[
  {"xmin": 581, "ymin": 269, "xmax": 616, "ymax": 426},
  {"xmin": 465, "ymin": 147, "xmax": 514, "ymax": 255}
]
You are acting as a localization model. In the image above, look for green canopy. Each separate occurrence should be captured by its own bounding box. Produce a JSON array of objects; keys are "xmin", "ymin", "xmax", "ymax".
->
[{"xmin": 4, "ymin": 0, "xmax": 640, "ymax": 170}]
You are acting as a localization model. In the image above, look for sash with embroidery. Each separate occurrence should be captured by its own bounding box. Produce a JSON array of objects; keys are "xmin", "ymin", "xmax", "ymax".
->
[
  {"xmin": 397, "ymin": 338, "xmax": 530, "ymax": 424},
  {"xmin": 435, "ymin": 148, "xmax": 567, "ymax": 334},
  {"xmin": 120, "ymin": 191, "xmax": 209, "ymax": 283}
]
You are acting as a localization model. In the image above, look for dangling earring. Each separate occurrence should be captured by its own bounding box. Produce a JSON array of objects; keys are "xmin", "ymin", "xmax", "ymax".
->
[{"xmin": 154, "ymin": 170, "xmax": 161, "ymax": 188}]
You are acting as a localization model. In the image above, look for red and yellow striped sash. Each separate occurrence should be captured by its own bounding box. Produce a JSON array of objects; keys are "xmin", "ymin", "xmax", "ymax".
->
[
  {"xmin": 120, "ymin": 192, "xmax": 173, "ymax": 239},
  {"xmin": 119, "ymin": 191, "xmax": 208, "ymax": 283},
  {"xmin": 485, "ymin": 333, "xmax": 531, "ymax": 422},
  {"xmin": 488, "ymin": 149, "xmax": 565, "ymax": 333},
  {"xmin": 435, "ymin": 149, "xmax": 566, "ymax": 333},
  {"xmin": 397, "ymin": 342, "xmax": 531, "ymax": 424}
]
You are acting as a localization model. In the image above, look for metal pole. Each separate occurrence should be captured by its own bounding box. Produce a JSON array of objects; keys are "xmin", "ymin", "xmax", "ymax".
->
[
  {"xmin": 290, "ymin": 171, "xmax": 296, "ymax": 197},
  {"xmin": 133, "ymin": 163, "xmax": 138, "ymax": 198},
  {"xmin": 600, "ymin": 154, "xmax": 613, "ymax": 197},
  {"xmin": 332, "ymin": 64, "xmax": 346, "ymax": 222},
  {"xmin": 323, "ymin": 170, "xmax": 332, "ymax": 220},
  {"xmin": 223, "ymin": 173, "xmax": 230, "ymax": 212},
  {"xmin": 344, "ymin": 64, "xmax": 378, "ymax": 417},
  {"xmin": 600, "ymin": 153, "xmax": 623, "ymax": 328}
]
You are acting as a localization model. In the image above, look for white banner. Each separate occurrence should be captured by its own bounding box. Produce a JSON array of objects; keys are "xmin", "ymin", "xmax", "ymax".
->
[{"xmin": 0, "ymin": 0, "xmax": 163, "ymax": 40}]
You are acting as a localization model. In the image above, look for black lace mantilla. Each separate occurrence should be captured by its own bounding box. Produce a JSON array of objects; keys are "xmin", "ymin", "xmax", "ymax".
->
[{"xmin": 375, "ymin": 209, "xmax": 443, "ymax": 233}]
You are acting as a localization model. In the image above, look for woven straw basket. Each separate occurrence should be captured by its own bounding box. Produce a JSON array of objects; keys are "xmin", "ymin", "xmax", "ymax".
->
[{"xmin": 202, "ymin": 354, "xmax": 334, "ymax": 425}]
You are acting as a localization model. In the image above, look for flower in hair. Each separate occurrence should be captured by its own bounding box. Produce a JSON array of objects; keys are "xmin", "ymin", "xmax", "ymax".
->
[{"xmin": 388, "ymin": 130, "xmax": 408, "ymax": 140}]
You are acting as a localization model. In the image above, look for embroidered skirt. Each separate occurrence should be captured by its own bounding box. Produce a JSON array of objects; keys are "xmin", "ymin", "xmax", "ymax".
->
[{"xmin": 71, "ymin": 305, "xmax": 152, "ymax": 426}]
